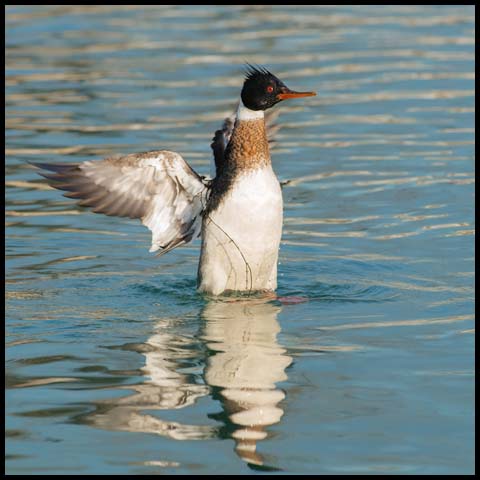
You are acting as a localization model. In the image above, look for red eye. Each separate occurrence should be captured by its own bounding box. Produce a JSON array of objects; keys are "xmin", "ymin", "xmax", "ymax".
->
[{"xmin": 266, "ymin": 85, "xmax": 274, "ymax": 93}]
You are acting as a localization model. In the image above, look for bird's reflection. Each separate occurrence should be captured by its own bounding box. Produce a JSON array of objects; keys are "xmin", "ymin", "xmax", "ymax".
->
[
  {"xmin": 82, "ymin": 321, "xmax": 213, "ymax": 440},
  {"xmin": 81, "ymin": 296, "xmax": 291, "ymax": 468},
  {"xmin": 201, "ymin": 298, "xmax": 292, "ymax": 466}
]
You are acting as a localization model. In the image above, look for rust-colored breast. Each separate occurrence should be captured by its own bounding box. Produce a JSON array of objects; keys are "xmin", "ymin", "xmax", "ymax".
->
[{"xmin": 226, "ymin": 119, "xmax": 270, "ymax": 170}]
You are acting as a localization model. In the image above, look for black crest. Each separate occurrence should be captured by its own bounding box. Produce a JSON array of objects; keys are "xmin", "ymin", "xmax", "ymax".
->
[{"xmin": 244, "ymin": 63, "xmax": 274, "ymax": 82}]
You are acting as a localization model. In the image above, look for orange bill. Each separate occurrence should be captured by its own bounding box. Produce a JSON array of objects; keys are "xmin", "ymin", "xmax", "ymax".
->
[{"xmin": 277, "ymin": 90, "xmax": 316, "ymax": 100}]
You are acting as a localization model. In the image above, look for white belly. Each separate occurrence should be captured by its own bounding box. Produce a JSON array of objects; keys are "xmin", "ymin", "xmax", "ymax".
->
[{"xmin": 198, "ymin": 167, "xmax": 283, "ymax": 295}]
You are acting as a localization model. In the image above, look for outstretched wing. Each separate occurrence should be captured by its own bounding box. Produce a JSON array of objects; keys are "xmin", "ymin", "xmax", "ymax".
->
[
  {"xmin": 33, "ymin": 150, "xmax": 210, "ymax": 256},
  {"xmin": 210, "ymin": 106, "xmax": 281, "ymax": 177}
]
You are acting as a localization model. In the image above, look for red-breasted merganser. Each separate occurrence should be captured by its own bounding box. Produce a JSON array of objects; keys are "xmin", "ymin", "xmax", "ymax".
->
[{"xmin": 33, "ymin": 65, "xmax": 316, "ymax": 295}]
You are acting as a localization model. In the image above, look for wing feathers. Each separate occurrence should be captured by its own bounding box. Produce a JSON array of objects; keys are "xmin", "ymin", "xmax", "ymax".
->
[{"xmin": 33, "ymin": 150, "xmax": 209, "ymax": 255}]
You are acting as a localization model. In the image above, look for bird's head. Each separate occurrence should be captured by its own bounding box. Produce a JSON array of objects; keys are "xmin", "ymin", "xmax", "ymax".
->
[{"xmin": 241, "ymin": 64, "xmax": 316, "ymax": 111}]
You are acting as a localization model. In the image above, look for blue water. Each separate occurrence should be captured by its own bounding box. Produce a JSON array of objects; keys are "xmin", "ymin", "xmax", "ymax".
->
[{"xmin": 5, "ymin": 5, "xmax": 475, "ymax": 475}]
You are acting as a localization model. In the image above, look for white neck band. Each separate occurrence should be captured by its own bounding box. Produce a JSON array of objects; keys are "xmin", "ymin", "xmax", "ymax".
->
[{"xmin": 236, "ymin": 100, "xmax": 264, "ymax": 121}]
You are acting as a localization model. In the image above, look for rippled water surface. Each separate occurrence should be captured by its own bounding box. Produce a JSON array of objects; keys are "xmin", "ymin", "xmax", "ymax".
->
[{"xmin": 5, "ymin": 5, "xmax": 475, "ymax": 475}]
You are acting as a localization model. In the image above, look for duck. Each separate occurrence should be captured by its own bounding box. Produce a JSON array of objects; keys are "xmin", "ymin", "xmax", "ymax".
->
[{"xmin": 33, "ymin": 65, "xmax": 316, "ymax": 296}]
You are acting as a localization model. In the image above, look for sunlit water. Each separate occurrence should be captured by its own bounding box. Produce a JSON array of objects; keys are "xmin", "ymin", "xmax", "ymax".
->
[{"xmin": 5, "ymin": 5, "xmax": 474, "ymax": 475}]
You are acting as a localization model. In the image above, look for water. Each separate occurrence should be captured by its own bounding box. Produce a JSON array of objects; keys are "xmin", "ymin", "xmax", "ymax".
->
[{"xmin": 5, "ymin": 5, "xmax": 475, "ymax": 475}]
